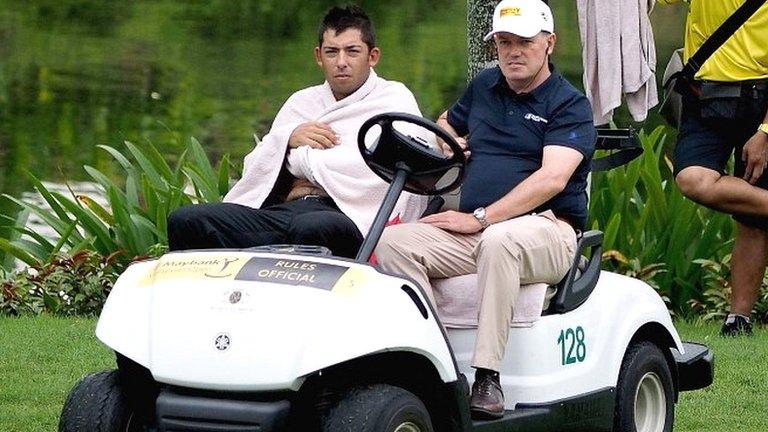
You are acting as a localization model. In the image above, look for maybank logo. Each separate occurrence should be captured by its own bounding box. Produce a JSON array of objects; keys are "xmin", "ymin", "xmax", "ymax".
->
[
  {"xmin": 153, "ymin": 255, "xmax": 246, "ymax": 280},
  {"xmin": 138, "ymin": 254, "xmax": 248, "ymax": 286},
  {"xmin": 500, "ymin": 7, "xmax": 521, "ymax": 17}
]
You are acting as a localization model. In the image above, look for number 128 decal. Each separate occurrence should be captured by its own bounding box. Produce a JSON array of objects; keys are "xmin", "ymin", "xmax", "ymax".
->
[{"xmin": 557, "ymin": 326, "xmax": 586, "ymax": 365}]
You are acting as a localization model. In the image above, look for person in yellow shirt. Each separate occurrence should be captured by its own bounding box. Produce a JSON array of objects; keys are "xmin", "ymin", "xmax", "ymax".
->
[{"xmin": 661, "ymin": 0, "xmax": 768, "ymax": 336}]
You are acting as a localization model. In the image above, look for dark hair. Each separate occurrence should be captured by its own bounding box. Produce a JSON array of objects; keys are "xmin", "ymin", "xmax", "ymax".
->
[{"xmin": 318, "ymin": 5, "xmax": 376, "ymax": 50}]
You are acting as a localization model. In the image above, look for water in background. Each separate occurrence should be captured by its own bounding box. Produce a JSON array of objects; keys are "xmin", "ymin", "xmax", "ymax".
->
[{"xmin": 0, "ymin": 0, "xmax": 685, "ymax": 210}]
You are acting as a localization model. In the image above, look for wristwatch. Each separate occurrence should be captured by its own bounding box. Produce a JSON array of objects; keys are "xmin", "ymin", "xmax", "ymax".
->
[
  {"xmin": 758, "ymin": 123, "xmax": 768, "ymax": 136},
  {"xmin": 472, "ymin": 207, "xmax": 490, "ymax": 229}
]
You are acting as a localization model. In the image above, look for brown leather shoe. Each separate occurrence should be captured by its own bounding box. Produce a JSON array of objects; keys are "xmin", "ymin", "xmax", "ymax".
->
[{"xmin": 469, "ymin": 370, "xmax": 504, "ymax": 419}]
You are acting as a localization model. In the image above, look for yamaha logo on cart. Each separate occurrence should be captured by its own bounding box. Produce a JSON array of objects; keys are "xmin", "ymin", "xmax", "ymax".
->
[
  {"xmin": 229, "ymin": 291, "xmax": 242, "ymax": 304},
  {"xmin": 214, "ymin": 333, "xmax": 231, "ymax": 351}
]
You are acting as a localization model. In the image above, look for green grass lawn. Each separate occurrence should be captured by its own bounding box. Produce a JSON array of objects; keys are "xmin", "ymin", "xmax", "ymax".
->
[
  {"xmin": 674, "ymin": 321, "xmax": 768, "ymax": 431},
  {"xmin": 0, "ymin": 317, "xmax": 113, "ymax": 432},
  {"xmin": 1, "ymin": 317, "xmax": 766, "ymax": 431}
]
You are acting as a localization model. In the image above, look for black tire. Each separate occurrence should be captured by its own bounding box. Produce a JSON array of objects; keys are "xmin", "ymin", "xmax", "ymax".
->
[
  {"xmin": 322, "ymin": 384, "xmax": 434, "ymax": 432},
  {"xmin": 58, "ymin": 370, "xmax": 140, "ymax": 432},
  {"xmin": 614, "ymin": 341, "xmax": 675, "ymax": 432}
]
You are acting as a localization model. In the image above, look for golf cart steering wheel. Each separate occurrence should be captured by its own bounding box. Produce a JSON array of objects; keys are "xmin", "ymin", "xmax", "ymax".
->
[{"xmin": 357, "ymin": 112, "xmax": 466, "ymax": 196}]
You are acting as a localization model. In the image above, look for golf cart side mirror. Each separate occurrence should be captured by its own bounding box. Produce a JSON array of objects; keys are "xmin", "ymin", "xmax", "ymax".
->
[{"xmin": 549, "ymin": 230, "xmax": 603, "ymax": 314}]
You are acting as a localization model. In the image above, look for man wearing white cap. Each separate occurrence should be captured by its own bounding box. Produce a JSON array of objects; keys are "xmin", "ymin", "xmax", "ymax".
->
[{"xmin": 375, "ymin": 0, "xmax": 596, "ymax": 419}]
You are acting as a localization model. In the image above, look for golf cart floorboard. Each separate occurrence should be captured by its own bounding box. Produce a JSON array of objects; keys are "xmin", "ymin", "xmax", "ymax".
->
[
  {"xmin": 674, "ymin": 342, "xmax": 714, "ymax": 392},
  {"xmin": 470, "ymin": 387, "xmax": 615, "ymax": 432}
]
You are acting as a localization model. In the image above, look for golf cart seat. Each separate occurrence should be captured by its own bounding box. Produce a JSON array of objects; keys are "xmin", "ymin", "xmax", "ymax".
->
[
  {"xmin": 432, "ymin": 277, "xmax": 553, "ymax": 329},
  {"xmin": 431, "ymin": 230, "xmax": 602, "ymax": 328}
]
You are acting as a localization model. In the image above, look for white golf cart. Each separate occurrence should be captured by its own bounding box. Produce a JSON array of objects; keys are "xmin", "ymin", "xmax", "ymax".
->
[{"xmin": 59, "ymin": 113, "xmax": 713, "ymax": 432}]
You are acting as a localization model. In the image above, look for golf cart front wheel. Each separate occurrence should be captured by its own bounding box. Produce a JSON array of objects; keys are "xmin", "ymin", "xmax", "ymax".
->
[
  {"xmin": 59, "ymin": 370, "xmax": 141, "ymax": 432},
  {"xmin": 322, "ymin": 384, "xmax": 433, "ymax": 432},
  {"xmin": 614, "ymin": 341, "xmax": 674, "ymax": 432}
]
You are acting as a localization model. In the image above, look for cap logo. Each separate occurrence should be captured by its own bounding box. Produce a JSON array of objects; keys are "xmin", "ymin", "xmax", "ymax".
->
[{"xmin": 500, "ymin": 7, "xmax": 522, "ymax": 17}]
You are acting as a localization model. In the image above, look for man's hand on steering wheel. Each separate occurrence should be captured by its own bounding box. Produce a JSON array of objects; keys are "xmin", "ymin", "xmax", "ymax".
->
[
  {"xmin": 288, "ymin": 122, "xmax": 340, "ymax": 149},
  {"xmin": 436, "ymin": 110, "xmax": 470, "ymax": 159},
  {"xmin": 440, "ymin": 136, "xmax": 470, "ymax": 159}
]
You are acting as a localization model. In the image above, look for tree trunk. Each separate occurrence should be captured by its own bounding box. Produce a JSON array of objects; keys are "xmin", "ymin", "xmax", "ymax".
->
[{"xmin": 466, "ymin": 0, "xmax": 498, "ymax": 81}]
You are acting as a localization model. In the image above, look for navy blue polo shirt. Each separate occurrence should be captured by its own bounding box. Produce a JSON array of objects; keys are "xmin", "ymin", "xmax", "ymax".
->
[{"xmin": 447, "ymin": 66, "xmax": 596, "ymax": 230}]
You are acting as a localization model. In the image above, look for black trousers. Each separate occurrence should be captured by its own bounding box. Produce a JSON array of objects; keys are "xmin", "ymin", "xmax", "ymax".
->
[{"xmin": 167, "ymin": 197, "xmax": 364, "ymax": 258}]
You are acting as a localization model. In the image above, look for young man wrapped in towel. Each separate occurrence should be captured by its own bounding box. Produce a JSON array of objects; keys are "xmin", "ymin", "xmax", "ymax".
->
[{"xmin": 168, "ymin": 5, "xmax": 430, "ymax": 258}]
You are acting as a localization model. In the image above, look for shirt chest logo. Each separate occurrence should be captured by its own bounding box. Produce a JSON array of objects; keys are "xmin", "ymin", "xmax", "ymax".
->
[{"xmin": 524, "ymin": 113, "xmax": 548, "ymax": 124}]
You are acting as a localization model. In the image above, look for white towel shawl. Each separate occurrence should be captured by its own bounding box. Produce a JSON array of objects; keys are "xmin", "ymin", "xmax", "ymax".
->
[
  {"xmin": 224, "ymin": 70, "xmax": 429, "ymax": 235},
  {"xmin": 577, "ymin": 0, "xmax": 659, "ymax": 124}
]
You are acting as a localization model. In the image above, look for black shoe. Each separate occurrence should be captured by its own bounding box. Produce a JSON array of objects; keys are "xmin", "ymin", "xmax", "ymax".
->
[
  {"xmin": 469, "ymin": 369, "xmax": 504, "ymax": 420},
  {"xmin": 720, "ymin": 315, "xmax": 753, "ymax": 337}
]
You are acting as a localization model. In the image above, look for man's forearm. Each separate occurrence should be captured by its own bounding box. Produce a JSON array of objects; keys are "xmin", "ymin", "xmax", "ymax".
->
[
  {"xmin": 484, "ymin": 170, "xmax": 566, "ymax": 224},
  {"xmin": 482, "ymin": 145, "xmax": 584, "ymax": 224},
  {"xmin": 437, "ymin": 110, "xmax": 461, "ymax": 138}
]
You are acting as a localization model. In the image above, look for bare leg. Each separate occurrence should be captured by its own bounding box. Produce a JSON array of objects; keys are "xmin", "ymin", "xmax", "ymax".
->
[
  {"xmin": 730, "ymin": 223, "xmax": 768, "ymax": 316},
  {"xmin": 676, "ymin": 167, "xmax": 768, "ymax": 216}
]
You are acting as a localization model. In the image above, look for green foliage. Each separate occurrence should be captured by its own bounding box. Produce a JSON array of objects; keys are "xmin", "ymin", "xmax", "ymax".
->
[
  {"xmin": 180, "ymin": 0, "xmax": 327, "ymax": 39},
  {"xmin": 0, "ymin": 138, "xmax": 230, "ymax": 271},
  {"xmin": 178, "ymin": 0, "xmax": 446, "ymax": 40},
  {"xmin": 0, "ymin": 250, "xmax": 119, "ymax": 316},
  {"xmin": 29, "ymin": 0, "xmax": 133, "ymax": 35},
  {"xmin": 689, "ymin": 254, "xmax": 768, "ymax": 322},
  {"xmin": 689, "ymin": 255, "xmax": 733, "ymax": 322},
  {"xmin": 0, "ymin": 210, "xmax": 35, "ymax": 268},
  {"xmin": 589, "ymin": 126, "xmax": 735, "ymax": 316}
]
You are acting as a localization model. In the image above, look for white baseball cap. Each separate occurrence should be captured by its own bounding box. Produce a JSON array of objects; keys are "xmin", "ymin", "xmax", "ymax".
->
[{"xmin": 483, "ymin": 0, "xmax": 554, "ymax": 41}]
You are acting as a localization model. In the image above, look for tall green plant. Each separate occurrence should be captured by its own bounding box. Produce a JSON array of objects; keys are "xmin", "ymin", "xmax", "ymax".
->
[
  {"xmin": 589, "ymin": 126, "xmax": 735, "ymax": 315},
  {"xmin": 0, "ymin": 210, "xmax": 32, "ymax": 268},
  {"xmin": 0, "ymin": 138, "xmax": 232, "ymax": 268}
]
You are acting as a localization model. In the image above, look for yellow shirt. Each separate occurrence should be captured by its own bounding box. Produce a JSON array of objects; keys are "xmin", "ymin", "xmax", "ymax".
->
[{"xmin": 659, "ymin": 0, "xmax": 768, "ymax": 81}]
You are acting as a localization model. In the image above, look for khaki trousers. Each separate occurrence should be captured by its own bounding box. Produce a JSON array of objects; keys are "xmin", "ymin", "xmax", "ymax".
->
[{"xmin": 374, "ymin": 210, "xmax": 576, "ymax": 371}]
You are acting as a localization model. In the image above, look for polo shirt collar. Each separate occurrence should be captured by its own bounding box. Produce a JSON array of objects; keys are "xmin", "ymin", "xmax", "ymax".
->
[{"xmin": 489, "ymin": 63, "xmax": 560, "ymax": 102}]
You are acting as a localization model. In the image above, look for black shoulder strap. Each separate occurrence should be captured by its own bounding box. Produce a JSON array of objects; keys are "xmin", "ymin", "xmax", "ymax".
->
[
  {"xmin": 592, "ymin": 127, "xmax": 643, "ymax": 172},
  {"xmin": 680, "ymin": 0, "xmax": 766, "ymax": 79}
]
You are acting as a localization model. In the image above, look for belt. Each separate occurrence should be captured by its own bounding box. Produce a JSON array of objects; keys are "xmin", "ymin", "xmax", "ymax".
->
[
  {"xmin": 690, "ymin": 79, "xmax": 768, "ymax": 97},
  {"xmin": 286, "ymin": 184, "xmax": 330, "ymax": 202},
  {"xmin": 296, "ymin": 194, "xmax": 335, "ymax": 205}
]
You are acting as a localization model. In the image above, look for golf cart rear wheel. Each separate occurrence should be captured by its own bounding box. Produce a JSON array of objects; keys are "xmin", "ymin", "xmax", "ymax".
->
[
  {"xmin": 322, "ymin": 384, "xmax": 433, "ymax": 432},
  {"xmin": 614, "ymin": 341, "xmax": 674, "ymax": 432},
  {"xmin": 58, "ymin": 370, "xmax": 141, "ymax": 432}
]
